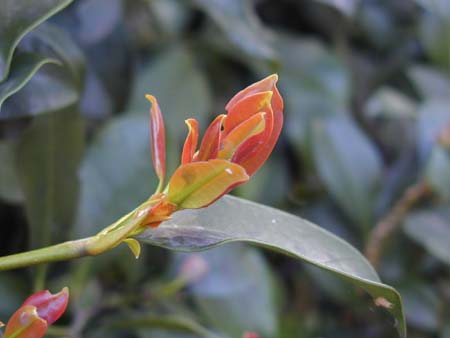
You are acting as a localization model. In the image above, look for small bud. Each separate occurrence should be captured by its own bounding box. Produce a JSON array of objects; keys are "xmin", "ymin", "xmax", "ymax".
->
[
  {"xmin": 22, "ymin": 287, "xmax": 69, "ymax": 325},
  {"xmin": 179, "ymin": 254, "xmax": 209, "ymax": 284},
  {"xmin": 4, "ymin": 288, "xmax": 69, "ymax": 338}
]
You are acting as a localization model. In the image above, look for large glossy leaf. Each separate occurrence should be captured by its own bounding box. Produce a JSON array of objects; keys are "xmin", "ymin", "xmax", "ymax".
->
[
  {"xmin": 0, "ymin": 0, "xmax": 73, "ymax": 81},
  {"xmin": 403, "ymin": 208, "xmax": 450, "ymax": 266},
  {"xmin": 16, "ymin": 109, "xmax": 85, "ymax": 248},
  {"xmin": 138, "ymin": 195, "xmax": 406, "ymax": 337},
  {"xmin": 312, "ymin": 116, "xmax": 383, "ymax": 231}
]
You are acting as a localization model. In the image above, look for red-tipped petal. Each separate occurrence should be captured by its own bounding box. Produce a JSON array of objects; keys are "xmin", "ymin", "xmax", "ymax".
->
[
  {"xmin": 23, "ymin": 287, "xmax": 69, "ymax": 326},
  {"xmin": 225, "ymin": 74, "xmax": 279, "ymax": 111},
  {"xmin": 167, "ymin": 159, "xmax": 249, "ymax": 209},
  {"xmin": 229, "ymin": 75, "xmax": 283, "ymax": 176},
  {"xmin": 223, "ymin": 91, "xmax": 273, "ymax": 135},
  {"xmin": 146, "ymin": 95, "xmax": 166, "ymax": 190},
  {"xmin": 181, "ymin": 119, "xmax": 199, "ymax": 165},
  {"xmin": 196, "ymin": 114, "xmax": 226, "ymax": 161},
  {"xmin": 4, "ymin": 305, "xmax": 47, "ymax": 338},
  {"xmin": 218, "ymin": 112, "xmax": 266, "ymax": 160}
]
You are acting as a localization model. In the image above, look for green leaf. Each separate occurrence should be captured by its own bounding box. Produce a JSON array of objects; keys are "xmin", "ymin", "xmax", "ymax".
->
[
  {"xmin": 168, "ymin": 160, "xmax": 248, "ymax": 209},
  {"xmin": 0, "ymin": 140, "xmax": 24, "ymax": 203},
  {"xmin": 16, "ymin": 109, "xmax": 84, "ymax": 249},
  {"xmin": 0, "ymin": 52, "xmax": 59, "ymax": 116},
  {"xmin": 408, "ymin": 65, "xmax": 450, "ymax": 100},
  {"xmin": 192, "ymin": 0, "xmax": 276, "ymax": 61},
  {"xmin": 277, "ymin": 35, "xmax": 349, "ymax": 160},
  {"xmin": 365, "ymin": 87, "xmax": 416, "ymax": 119},
  {"xmin": 74, "ymin": 115, "xmax": 157, "ymax": 238},
  {"xmin": 401, "ymin": 283, "xmax": 441, "ymax": 332},
  {"xmin": 425, "ymin": 145, "xmax": 450, "ymax": 201},
  {"xmin": 416, "ymin": 98, "xmax": 450, "ymax": 162},
  {"xmin": 403, "ymin": 208, "xmax": 450, "ymax": 266},
  {"xmin": 27, "ymin": 23, "xmax": 86, "ymax": 88},
  {"xmin": 175, "ymin": 245, "xmax": 277, "ymax": 337},
  {"xmin": 127, "ymin": 46, "xmax": 212, "ymax": 173},
  {"xmin": 0, "ymin": 0, "xmax": 73, "ymax": 81},
  {"xmin": 138, "ymin": 195, "xmax": 406, "ymax": 337},
  {"xmin": 0, "ymin": 60, "xmax": 79, "ymax": 120},
  {"xmin": 127, "ymin": 45, "xmax": 211, "ymax": 129},
  {"xmin": 312, "ymin": 116, "xmax": 382, "ymax": 230}
]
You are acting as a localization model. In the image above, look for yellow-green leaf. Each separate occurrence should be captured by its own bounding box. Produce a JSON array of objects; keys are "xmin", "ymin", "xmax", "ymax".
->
[{"xmin": 167, "ymin": 159, "xmax": 249, "ymax": 209}]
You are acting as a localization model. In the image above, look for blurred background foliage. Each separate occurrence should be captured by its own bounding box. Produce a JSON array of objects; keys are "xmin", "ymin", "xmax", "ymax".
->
[{"xmin": 0, "ymin": 0, "xmax": 449, "ymax": 337}]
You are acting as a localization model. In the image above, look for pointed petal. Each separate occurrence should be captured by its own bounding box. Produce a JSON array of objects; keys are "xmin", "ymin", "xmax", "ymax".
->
[
  {"xmin": 223, "ymin": 91, "xmax": 273, "ymax": 135},
  {"xmin": 196, "ymin": 114, "xmax": 226, "ymax": 161},
  {"xmin": 218, "ymin": 112, "xmax": 266, "ymax": 160},
  {"xmin": 23, "ymin": 288, "xmax": 69, "ymax": 326},
  {"xmin": 181, "ymin": 119, "xmax": 199, "ymax": 165},
  {"xmin": 167, "ymin": 159, "xmax": 249, "ymax": 209},
  {"xmin": 146, "ymin": 95, "xmax": 166, "ymax": 192},
  {"xmin": 124, "ymin": 238, "xmax": 142, "ymax": 259},
  {"xmin": 4, "ymin": 305, "xmax": 48, "ymax": 338},
  {"xmin": 225, "ymin": 74, "xmax": 279, "ymax": 111}
]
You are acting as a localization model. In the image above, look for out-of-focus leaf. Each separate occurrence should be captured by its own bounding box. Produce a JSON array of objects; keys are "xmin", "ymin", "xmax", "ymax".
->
[
  {"xmin": 0, "ymin": 141, "xmax": 23, "ymax": 203},
  {"xmin": 404, "ymin": 208, "xmax": 450, "ymax": 266},
  {"xmin": 0, "ymin": 274, "xmax": 26, "ymax": 319},
  {"xmin": 0, "ymin": 53, "xmax": 59, "ymax": 116},
  {"xmin": 139, "ymin": 195, "xmax": 406, "ymax": 337},
  {"xmin": 276, "ymin": 35, "xmax": 349, "ymax": 159},
  {"xmin": 419, "ymin": 1, "xmax": 450, "ymax": 70},
  {"xmin": 149, "ymin": 0, "xmax": 191, "ymax": 37},
  {"xmin": 192, "ymin": 0, "xmax": 276, "ymax": 61},
  {"xmin": 415, "ymin": 0, "xmax": 450, "ymax": 13},
  {"xmin": 425, "ymin": 145, "xmax": 450, "ymax": 200},
  {"xmin": 75, "ymin": 0, "xmax": 123, "ymax": 45},
  {"xmin": 401, "ymin": 283, "xmax": 440, "ymax": 332},
  {"xmin": 408, "ymin": 65, "xmax": 450, "ymax": 99},
  {"xmin": 74, "ymin": 115, "xmax": 156, "ymax": 238},
  {"xmin": 416, "ymin": 99, "xmax": 450, "ymax": 162},
  {"xmin": 121, "ymin": 314, "xmax": 221, "ymax": 338},
  {"xmin": 234, "ymin": 153, "xmax": 289, "ymax": 206},
  {"xmin": 365, "ymin": 87, "xmax": 416, "ymax": 119},
  {"xmin": 0, "ymin": 0, "xmax": 73, "ymax": 81},
  {"xmin": 24, "ymin": 23, "xmax": 86, "ymax": 87},
  {"xmin": 16, "ymin": 109, "xmax": 84, "ymax": 248},
  {"xmin": 127, "ymin": 46, "xmax": 211, "ymax": 171},
  {"xmin": 0, "ymin": 62, "xmax": 79, "ymax": 120},
  {"xmin": 174, "ymin": 244, "xmax": 277, "ymax": 337},
  {"xmin": 317, "ymin": 0, "xmax": 360, "ymax": 16},
  {"xmin": 312, "ymin": 116, "xmax": 382, "ymax": 230}
]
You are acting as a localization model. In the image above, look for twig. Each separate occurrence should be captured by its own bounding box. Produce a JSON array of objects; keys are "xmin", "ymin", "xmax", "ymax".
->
[{"xmin": 365, "ymin": 180, "xmax": 431, "ymax": 268}]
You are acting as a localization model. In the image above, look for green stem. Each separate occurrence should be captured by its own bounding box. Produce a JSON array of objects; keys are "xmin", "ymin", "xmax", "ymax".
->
[{"xmin": 0, "ymin": 208, "xmax": 148, "ymax": 271}]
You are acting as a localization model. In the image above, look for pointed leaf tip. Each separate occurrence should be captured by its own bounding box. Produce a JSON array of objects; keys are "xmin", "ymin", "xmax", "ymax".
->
[
  {"xmin": 147, "ymin": 94, "xmax": 166, "ymax": 192},
  {"xmin": 124, "ymin": 238, "xmax": 142, "ymax": 259}
]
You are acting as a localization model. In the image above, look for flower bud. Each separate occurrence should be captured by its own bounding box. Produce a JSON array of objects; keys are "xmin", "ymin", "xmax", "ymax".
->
[{"xmin": 4, "ymin": 288, "xmax": 69, "ymax": 338}]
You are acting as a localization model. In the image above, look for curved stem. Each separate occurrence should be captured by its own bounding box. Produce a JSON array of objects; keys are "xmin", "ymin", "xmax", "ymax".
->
[{"xmin": 0, "ymin": 208, "xmax": 148, "ymax": 271}]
